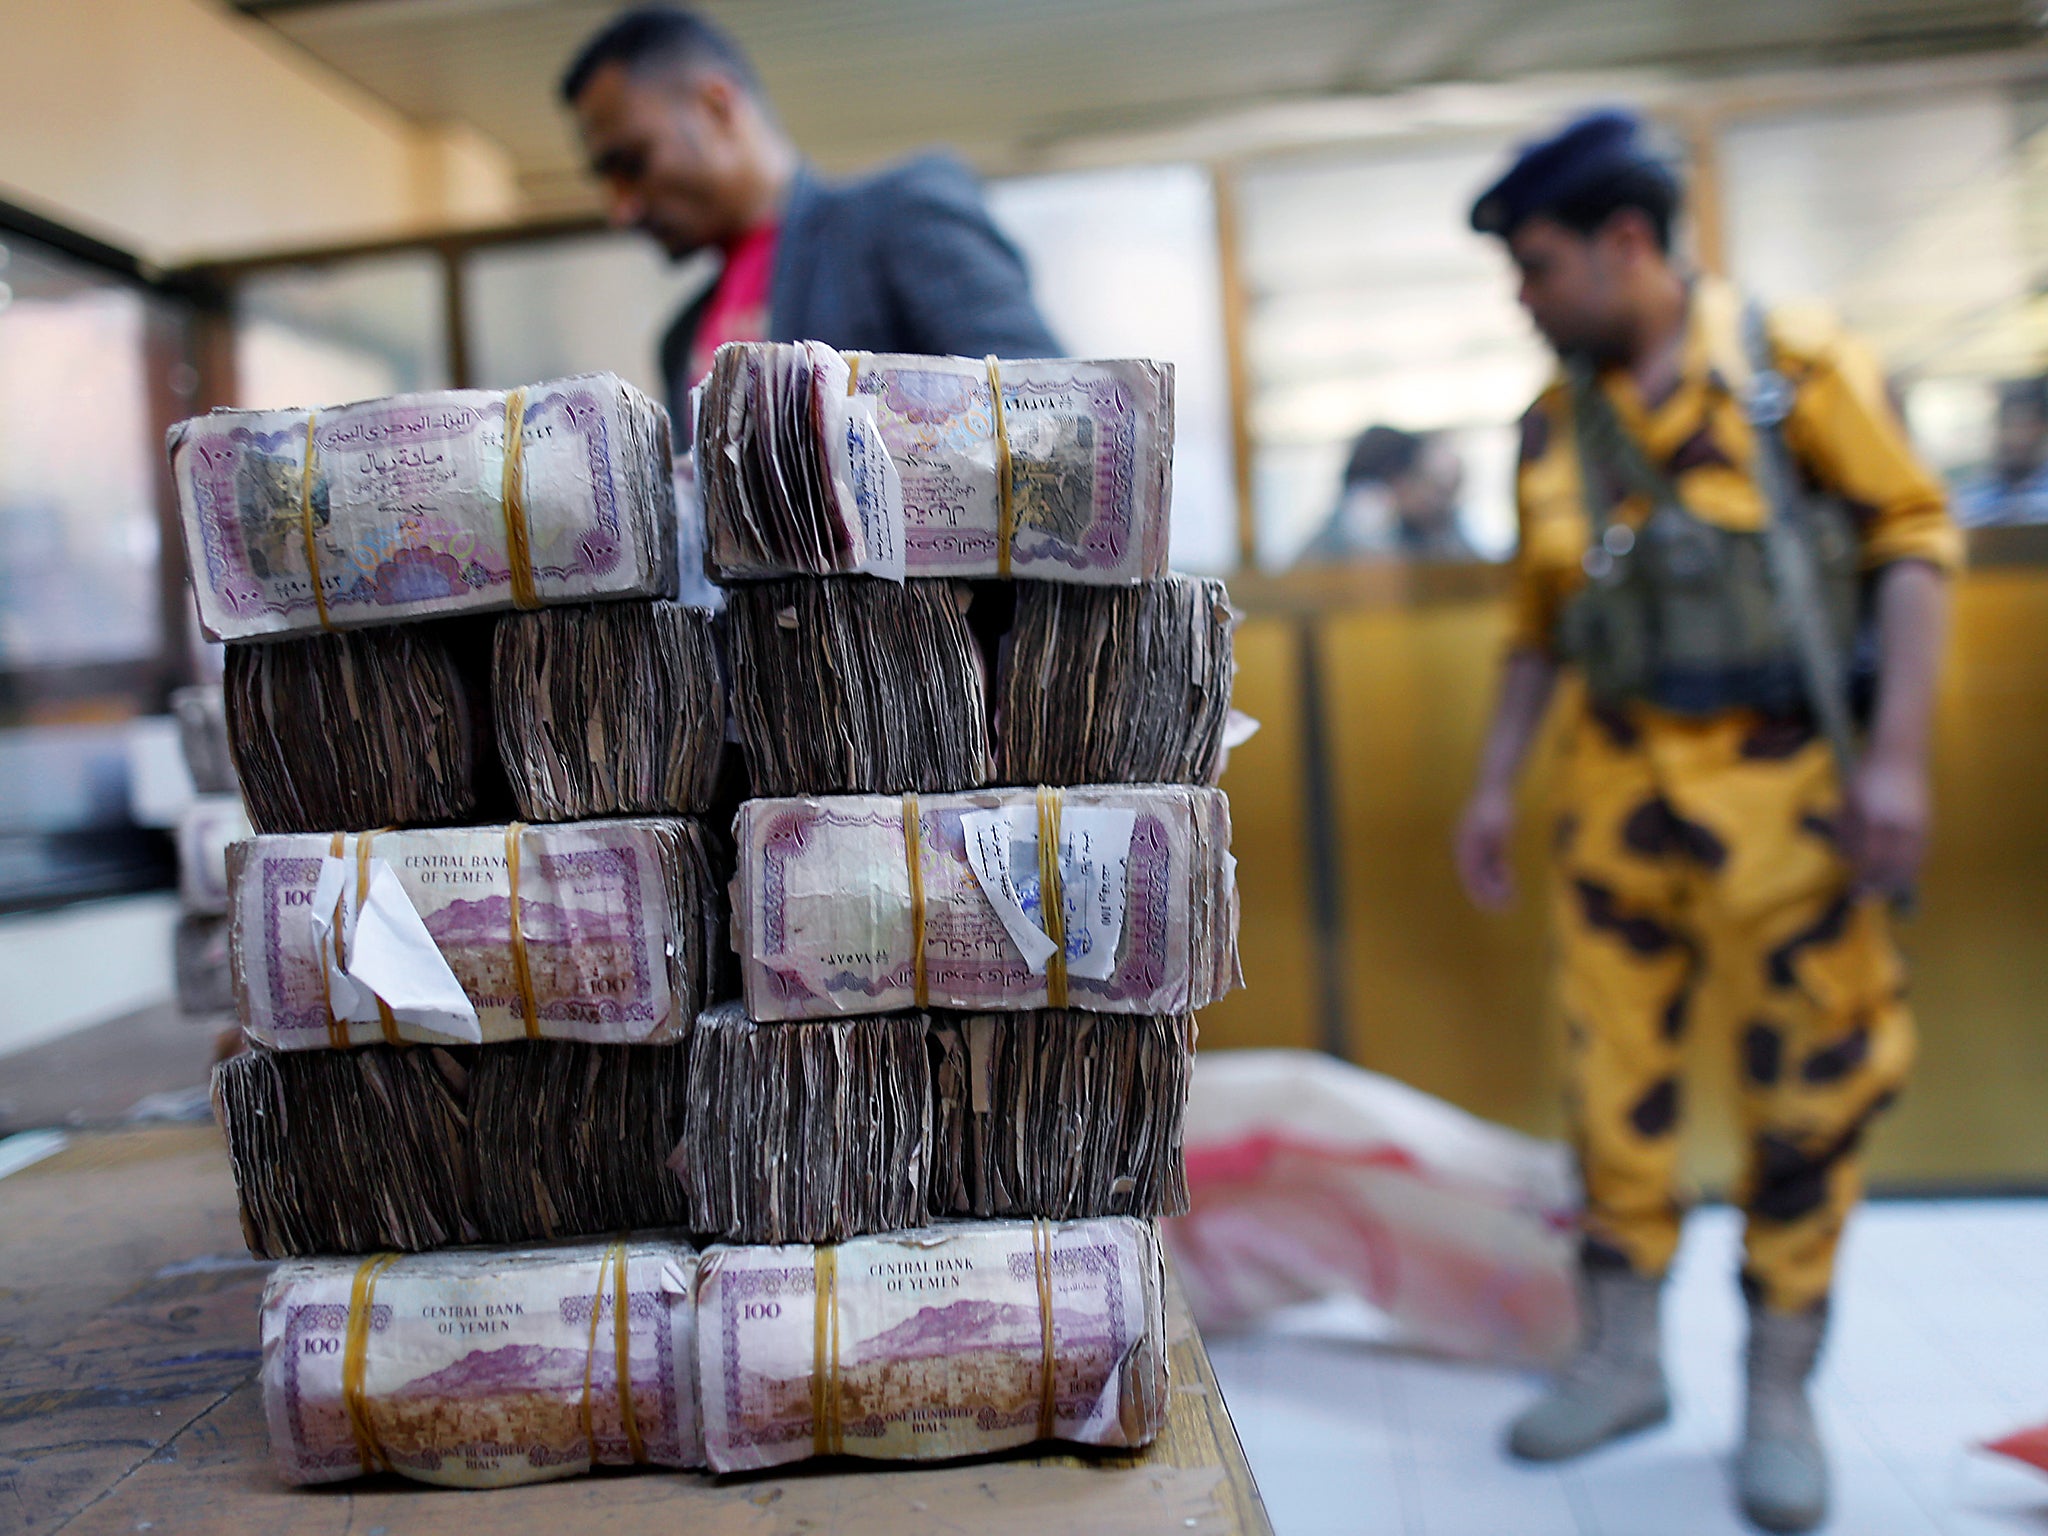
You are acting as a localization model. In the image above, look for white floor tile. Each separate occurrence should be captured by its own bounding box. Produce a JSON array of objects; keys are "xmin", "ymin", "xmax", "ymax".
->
[{"xmin": 1211, "ymin": 1199, "xmax": 2048, "ymax": 1536}]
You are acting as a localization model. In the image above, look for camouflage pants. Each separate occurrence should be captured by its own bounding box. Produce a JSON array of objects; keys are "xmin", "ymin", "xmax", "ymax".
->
[{"xmin": 1551, "ymin": 699, "xmax": 1914, "ymax": 1314}]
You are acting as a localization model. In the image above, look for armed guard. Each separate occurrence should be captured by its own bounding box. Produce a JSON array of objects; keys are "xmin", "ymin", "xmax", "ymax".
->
[{"xmin": 1454, "ymin": 109, "xmax": 1958, "ymax": 1534}]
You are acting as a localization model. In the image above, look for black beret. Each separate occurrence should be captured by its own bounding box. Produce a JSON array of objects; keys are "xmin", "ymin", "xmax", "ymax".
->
[{"xmin": 1469, "ymin": 108, "xmax": 1666, "ymax": 237}]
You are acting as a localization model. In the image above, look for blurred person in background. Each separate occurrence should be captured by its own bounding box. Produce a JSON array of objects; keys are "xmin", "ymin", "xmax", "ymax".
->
[
  {"xmin": 1452, "ymin": 109, "xmax": 1957, "ymax": 1533},
  {"xmin": 561, "ymin": 5, "xmax": 1060, "ymax": 434},
  {"xmin": 1955, "ymin": 375, "xmax": 2048, "ymax": 527},
  {"xmin": 1298, "ymin": 425, "xmax": 1476, "ymax": 562}
]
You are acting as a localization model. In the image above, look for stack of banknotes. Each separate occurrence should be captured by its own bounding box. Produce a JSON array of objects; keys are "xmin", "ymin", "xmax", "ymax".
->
[
  {"xmin": 215, "ymin": 1007, "xmax": 1194, "ymax": 1256},
  {"xmin": 226, "ymin": 819, "xmax": 725, "ymax": 1050},
  {"xmin": 226, "ymin": 622, "xmax": 493, "ymax": 834},
  {"xmin": 171, "ymin": 374, "xmax": 678, "ymax": 642},
  {"xmin": 170, "ymin": 683, "xmax": 238, "ymax": 795},
  {"xmin": 169, "ymin": 709, "xmax": 249, "ymax": 1017},
  {"xmin": 724, "ymin": 576, "xmax": 991, "ymax": 796},
  {"xmin": 177, "ymin": 354, "xmax": 1229, "ymax": 1492},
  {"xmin": 698, "ymin": 342, "xmax": 1173, "ymax": 584},
  {"xmin": 260, "ymin": 1217, "xmax": 1166, "ymax": 1486},
  {"xmin": 224, "ymin": 603, "xmax": 724, "ymax": 832},
  {"xmin": 492, "ymin": 602, "xmax": 724, "ymax": 819},
  {"xmin": 995, "ymin": 575, "xmax": 1236, "ymax": 785},
  {"xmin": 731, "ymin": 784, "xmax": 1239, "ymax": 1020}
]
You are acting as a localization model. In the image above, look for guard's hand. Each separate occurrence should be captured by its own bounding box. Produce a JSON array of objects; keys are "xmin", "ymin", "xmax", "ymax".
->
[
  {"xmin": 1844, "ymin": 751, "xmax": 1930, "ymax": 898},
  {"xmin": 1455, "ymin": 787, "xmax": 1518, "ymax": 911}
]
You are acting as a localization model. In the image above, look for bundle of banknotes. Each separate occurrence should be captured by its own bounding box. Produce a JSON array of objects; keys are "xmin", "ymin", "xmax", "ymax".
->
[
  {"xmin": 732, "ymin": 784, "xmax": 1240, "ymax": 1020},
  {"xmin": 171, "ymin": 374, "xmax": 678, "ymax": 642},
  {"xmin": 259, "ymin": 1217, "xmax": 1166, "ymax": 1487},
  {"xmin": 996, "ymin": 576, "xmax": 1236, "ymax": 786},
  {"xmin": 216, "ymin": 1042, "xmax": 692, "ymax": 1258},
  {"xmin": 676, "ymin": 1004, "xmax": 931, "ymax": 1244},
  {"xmin": 225, "ymin": 622, "xmax": 492, "ymax": 834},
  {"xmin": 699, "ymin": 342, "xmax": 1173, "ymax": 584},
  {"xmin": 170, "ymin": 683, "xmax": 237, "ymax": 794},
  {"xmin": 697, "ymin": 1216, "xmax": 1168, "ymax": 1471},
  {"xmin": 261, "ymin": 1238, "xmax": 704, "ymax": 1486},
  {"xmin": 929, "ymin": 1010, "xmax": 1193, "ymax": 1221},
  {"xmin": 492, "ymin": 601, "xmax": 724, "ymax": 820},
  {"xmin": 724, "ymin": 577, "xmax": 991, "ymax": 796},
  {"xmin": 228, "ymin": 819, "xmax": 724, "ymax": 1050},
  {"xmin": 175, "ymin": 794, "xmax": 251, "ymax": 914},
  {"xmin": 216, "ymin": 1010, "xmax": 1193, "ymax": 1256},
  {"xmin": 175, "ymin": 913, "xmax": 234, "ymax": 1016}
]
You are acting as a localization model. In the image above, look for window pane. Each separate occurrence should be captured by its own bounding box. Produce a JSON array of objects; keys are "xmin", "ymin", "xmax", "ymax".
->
[
  {"xmin": 464, "ymin": 233, "xmax": 713, "ymax": 401},
  {"xmin": 0, "ymin": 234, "xmax": 160, "ymax": 669},
  {"xmin": 990, "ymin": 164, "xmax": 1239, "ymax": 574},
  {"xmin": 235, "ymin": 253, "xmax": 448, "ymax": 408}
]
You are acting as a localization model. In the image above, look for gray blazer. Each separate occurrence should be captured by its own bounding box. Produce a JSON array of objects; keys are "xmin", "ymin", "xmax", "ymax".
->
[{"xmin": 660, "ymin": 154, "xmax": 1062, "ymax": 434}]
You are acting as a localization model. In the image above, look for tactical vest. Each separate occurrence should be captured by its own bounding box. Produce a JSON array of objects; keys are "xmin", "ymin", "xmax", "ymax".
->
[{"xmin": 1554, "ymin": 309, "xmax": 1863, "ymax": 724}]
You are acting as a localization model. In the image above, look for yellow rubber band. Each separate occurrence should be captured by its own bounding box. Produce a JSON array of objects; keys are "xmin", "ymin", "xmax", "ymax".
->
[
  {"xmin": 1036, "ymin": 786, "xmax": 1068, "ymax": 1008},
  {"xmin": 845, "ymin": 352, "xmax": 862, "ymax": 397},
  {"xmin": 901, "ymin": 793, "xmax": 928, "ymax": 1009},
  {"xmin": 298, "ymin": 412, "xmax": 334, "ymax": 632},
  {"xmin": 613, "ymin": 1239, "xmax": 645, "ymax": 1463},
  {"xmin": 502, "ymin": 388, "xmax": 540, "ymax": 611},
  {"xmin": 323, "ymin": 832, "xmax": 348, "ymax": 1049},
  {"xmin": 985, "ymin": 356, "xmax": 1014, "ymax": 577},
  {"xmin": 505, "ymin": 823, "xmax": 540, "ymax": 1039},
  {"xmin": 812, "ymin": 1245, "xmax": 841, "ymax": 1457},
  {"xmin": 579, "ymin": 1244, "xmax": 606, "ymax": 1459},
  {"xmin": 1033, "ymin": 1219, "xmax": 1057, "ymax": 1441},
  {"xmin": 342, "ymin": 1251, "xmax": 401, "ymax": 1473},
  {"xmin": 354, "ymin": 830, "xmax": 401, "ymax": 1046}
]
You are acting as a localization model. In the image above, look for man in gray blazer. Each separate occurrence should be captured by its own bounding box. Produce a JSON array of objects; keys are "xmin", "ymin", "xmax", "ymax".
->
[{"xmin": 562, "ymin": 6, "xmax": 1062, "ymax": 435}]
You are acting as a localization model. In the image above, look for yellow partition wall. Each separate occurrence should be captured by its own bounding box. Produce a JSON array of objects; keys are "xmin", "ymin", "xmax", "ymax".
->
[{"xmin": 1220, "ymin": 560, "xmax": 2048, "ymax": 1187}]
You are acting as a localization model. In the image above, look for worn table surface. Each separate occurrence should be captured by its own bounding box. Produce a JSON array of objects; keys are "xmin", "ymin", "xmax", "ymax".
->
[{"xmin": 0, "ymin": 1125, "xmax": 1271, "ymax": 1536}]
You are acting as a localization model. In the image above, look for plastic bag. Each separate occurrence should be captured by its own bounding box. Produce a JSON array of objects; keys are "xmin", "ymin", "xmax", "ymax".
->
[{"xmin": 1165, "ymin": 1049, "xmax": 1581, "ymax": 1366}]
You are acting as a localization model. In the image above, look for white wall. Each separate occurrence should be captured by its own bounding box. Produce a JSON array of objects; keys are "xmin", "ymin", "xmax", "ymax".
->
[{"xmin": 0, "ymin": 0, "xmax": 519, "ymax": 263}]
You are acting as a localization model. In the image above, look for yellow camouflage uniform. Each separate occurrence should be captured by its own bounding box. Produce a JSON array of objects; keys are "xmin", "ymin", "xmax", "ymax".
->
[{"xmin": 1511, "ymin": 277, "xmax": 1960, "ymax": 1314}]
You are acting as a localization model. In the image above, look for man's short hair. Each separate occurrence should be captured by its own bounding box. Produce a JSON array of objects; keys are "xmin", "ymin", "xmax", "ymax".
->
[
  {"xmin": 560, "ymin": 5, "xmax": 758, "ymax": 104},
  {"xmin": 1540, "ymin": 162, "xmax": 1681, "ymax": 254},
  {"xmin": 1997, "ymin": 375, "xmax": 2048, "ymax": 421},
  {"xmin": 1469, "ymin": 108, "xmax": 1683, "ymax": 253},
  {"xmin": 1343, "ymin": 425, "xmax": 1424, "ymax": 489}
]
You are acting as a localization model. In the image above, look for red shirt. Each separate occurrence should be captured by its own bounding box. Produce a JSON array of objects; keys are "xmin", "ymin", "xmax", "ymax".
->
[{"xmin": 686, "ymin": 221, "xmax": 780, "ymax": 388}]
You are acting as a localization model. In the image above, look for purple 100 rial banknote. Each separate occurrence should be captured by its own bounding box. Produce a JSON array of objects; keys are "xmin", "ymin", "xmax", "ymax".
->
[
  {"xmin": 732, "ymin": 784, "xmax": 1239, "ymax": 1022},
  {"xmin": 698, "ymin": 343, "xmax": 1174, "ymax": 585},
  {"xmin": 169, "ymin": 374, "xmax": 677, "ymax": 641},
  {"xmin": 261, "ymin": 1239, "xmax": 702, "ymax": 1487},
  {"xmin": 229, "ymin": 819, "xmax": 723, "ymax": 1049},
  {"xmin": 697, "ymin": 1216, "xmax": 1168, "ymax": 1472}
]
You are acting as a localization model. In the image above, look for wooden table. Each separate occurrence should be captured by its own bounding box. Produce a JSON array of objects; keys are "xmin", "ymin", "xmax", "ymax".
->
[{"xmin": 0, "ymin": 1125, "xmax": 1272, "ymax": 1536}]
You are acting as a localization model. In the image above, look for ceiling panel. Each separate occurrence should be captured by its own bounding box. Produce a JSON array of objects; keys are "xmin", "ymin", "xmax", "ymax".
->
[{"xmin": 230, "ymin": 0, "xmax": 2036, "ymax": 215}]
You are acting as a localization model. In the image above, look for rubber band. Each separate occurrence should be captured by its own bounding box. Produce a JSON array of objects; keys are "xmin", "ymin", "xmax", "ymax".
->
[
  {"xmin": 354, "ymin": 830, "xmax": 401, "ymax": 1046},
  {"xmin": 845, "ymin": 352, "xmax": 862, "ymax": 396},
  {"xmin": 323, "ymin": 832, "xmax": 348, "ymax": 1049},
  {"xmin": 901, "ymin": 793, "xmax": 928, "ymax": 1009},
  {"xmin": 502, "ymin": 388, "xmax": 540, "ymax": 611},
  {"xmin": 985, "ymin": 356, "xmax": 1014, "ymax": 577},
  {"xmin": 504, "ymin": 823, "xmax": 540, "ymax": 1039},
  {"xmin": 613, "ymin": 1239, "xmax": 644, "ymax": 1463},
  {"xmin": 298, "ymin": 412, "xmax": 334, "ymax": 632},
  {"xmin": 1032, "ymin": 1219, "xmax": 1057, "ymax": 1440},
  {"xmin": 1035, "ymin": 786, "xmax": 1068, "ymax": 1008},
  {"xmin": 811, "ymin": 1245, "xmax": 841, "ymax": 1457},
  {"xmin": 342, "ymin": 1251, "xmax": 400, "ymax": 1474},
  {"xmin": 579, "ymin": 1245, "xmax": 606, "ymax": 1458}
]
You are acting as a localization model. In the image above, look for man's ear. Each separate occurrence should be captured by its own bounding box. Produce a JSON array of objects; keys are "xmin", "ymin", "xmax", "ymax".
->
[
  {"xmin": 690, "ymin": 70, "xmax": 747, "ymax": 131},
  {"xmin": 1601, "ymin": 207, "xmax": 1660, "ymax": 266}
]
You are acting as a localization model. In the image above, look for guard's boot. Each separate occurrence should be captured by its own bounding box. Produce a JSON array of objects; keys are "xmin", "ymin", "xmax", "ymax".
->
[
  {"xmin": 1507, "ymin": 1264, "xmax": 1670, "ymax": 1461},
  {"xmin": 1736, "ymin": 1295, "xmax": 1829, "ymax": 1534}
]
